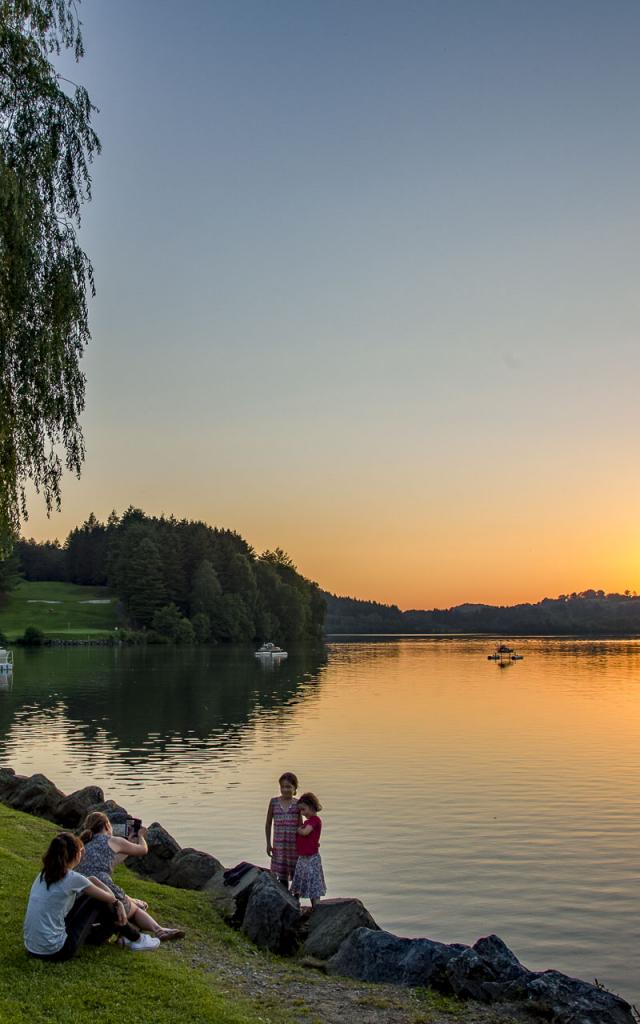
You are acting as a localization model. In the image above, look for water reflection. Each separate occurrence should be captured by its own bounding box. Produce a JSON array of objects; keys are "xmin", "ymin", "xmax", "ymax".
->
[
  {"xmin": 0, "ymin": 644, "xmax": 327, "ymax": 766},
  {"xmin": 1, "ymin": 637, "xmax": 639, "ymax": 1004}
]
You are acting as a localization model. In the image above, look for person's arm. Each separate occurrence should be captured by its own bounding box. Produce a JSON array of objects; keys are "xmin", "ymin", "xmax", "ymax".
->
[
  {"xmin": 265, "ymin": 801, "xmax": 274, "ymax": 856},
  {"xmin": 83, "ymin": 880, "xmax": 127, "ymax": 924},
  {"xmin": 297, "ymin": 823, "xmax": 313, "ymax": 836},
  {"xmin": 108, "ymin": 826, "xmax": 149, "ymax": 858},
  {"xmin": 87, "ymin": 875, "xmax": 113, "ymax": 896}
]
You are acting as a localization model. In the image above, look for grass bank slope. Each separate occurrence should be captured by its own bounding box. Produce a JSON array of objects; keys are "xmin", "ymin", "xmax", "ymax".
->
[
  {"xmin": 0, "ymin": 804, "xmax": 524, "ymax": 1024},
  {"xmin": 0, "ymin": 581, "xmax": 119, "ymax": 640},
  {"xmin": 0, "ymin": 804, "xmax": 286, "ymax": 1024}
]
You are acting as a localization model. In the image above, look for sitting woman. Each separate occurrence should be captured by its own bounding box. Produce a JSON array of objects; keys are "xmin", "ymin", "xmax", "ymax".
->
[
  {"xmin": 23, "ymin": 831, "xmax": 157, "ymax": 960},
  {"xmin": 79, "ymin": 811, "xmax": 184, "ymax": 942}
]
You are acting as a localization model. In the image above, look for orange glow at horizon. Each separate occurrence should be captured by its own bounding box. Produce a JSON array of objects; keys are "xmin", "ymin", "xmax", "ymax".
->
[{"xmin": 21, "ymin": 453, "xmax": 640, "ymax": 610}]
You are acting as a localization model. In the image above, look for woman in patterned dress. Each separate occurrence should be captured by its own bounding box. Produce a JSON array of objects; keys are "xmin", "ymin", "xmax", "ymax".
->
[
  {"xmin": 79, "ymin": 811, "xmax": 185, "ymax": 941},
  {"xmin": 265, "ymin": 772, "xmax": 300, "ymax": 887}
]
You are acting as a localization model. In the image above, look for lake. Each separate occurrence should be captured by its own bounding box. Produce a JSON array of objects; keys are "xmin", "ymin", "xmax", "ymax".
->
[{"xmin": 0, "ymin": 637, "xmax": 638, "ymax": 1003}]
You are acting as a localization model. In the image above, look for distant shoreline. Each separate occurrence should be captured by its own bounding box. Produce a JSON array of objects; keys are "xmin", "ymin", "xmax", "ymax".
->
[{"xmin": 325, "ymin": 630, "xmax": 640, "ymax": 639}]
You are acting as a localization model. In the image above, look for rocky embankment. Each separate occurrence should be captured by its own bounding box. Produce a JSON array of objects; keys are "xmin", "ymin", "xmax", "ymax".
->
[{"xmin": 0, "ymin": 766, "xmax": 634, "ymax": 1024}]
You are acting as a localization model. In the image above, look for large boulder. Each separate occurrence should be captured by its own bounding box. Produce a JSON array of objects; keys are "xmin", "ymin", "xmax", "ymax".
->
[
  {"xmin": 125, "ymin": 822, "xmax": 181, "ymax": 883},
  {"xmin": 84, "ymin": 798, "xmax": 129, "ymax": 821},
  {"xmin": 327, "ymin": 927, "xmax": 466, "ymax": 987},
  {"xmin": 241, "ymin": 871, "xmax": 301, "ymax": 954},
  {"xmin": 302, "ymin": 898, "xmax": 379, "ymax": 960},
  {"xmin": 472, "ymin": 934, "xmax": 530, "ymax": 984},
  {"xmin": 0, "ymin": 766, "xmax": 20, "ymax": 801},
  {"xmin": 56, "ymin": 786, "xmax": 105, "ymax": 828},
  {"xmin": 466, "ymin": 936, "xmax": 634, "ymax": 1022},
  {"xmin": 523, "ymin": 970, "xmax": 634, "ymax": 1024},
  {"xmin": 166, "ymin": 848, "xmax": 223, "ymax": 890},
  {"xmin": 0, "ymin": 771, "xmax": 65, "ymax": 823},
  {"xmin": 204, "ymin": 866, "xmax": 263, "ymax": 926},
  {"xmin": 444, "ymin": 947, "xmax": 497, "ymax": 1001}
]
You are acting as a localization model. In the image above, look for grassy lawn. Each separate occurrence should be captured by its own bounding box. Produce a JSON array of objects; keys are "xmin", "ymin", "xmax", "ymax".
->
[
  {"xmin": 0, "ymin": 581, "xmax": 120, "ymax": 641},
  {"xmin": 0, "ymin": 803, "xmax": 292, "ymax": 1024}
]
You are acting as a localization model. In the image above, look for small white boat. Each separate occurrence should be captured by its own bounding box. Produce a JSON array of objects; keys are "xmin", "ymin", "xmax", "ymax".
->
[
  {"xmin": 0, "ymin": 649, "xmax": 13, "ymax": 676},
  {"xmin": 254, "ymin": 642, "xmax": 288, "ymax": 659}
]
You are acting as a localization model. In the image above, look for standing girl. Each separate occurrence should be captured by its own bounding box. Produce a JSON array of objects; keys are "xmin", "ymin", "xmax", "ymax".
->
[
  {"xmin": 291, "ymin": 792, "xmax": 326, "ymax": 907},
  {"xmin": 23, "ymin": 832, "xmax": 149, "ymax": 961},
  {"xmin": 265, "ymin": 771, "xmax": 300, "ymax": 887}
]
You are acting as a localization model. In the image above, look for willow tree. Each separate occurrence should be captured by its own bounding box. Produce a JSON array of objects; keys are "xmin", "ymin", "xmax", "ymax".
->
[{"xmin": 0, "ymin": 0, "xmax": 100, "ymax": 549}]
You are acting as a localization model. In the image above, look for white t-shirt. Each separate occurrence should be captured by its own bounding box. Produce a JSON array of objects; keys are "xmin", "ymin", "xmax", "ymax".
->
[{"xmin": 23, "ymin": 869, "xmax": 91, "ymax": 955}]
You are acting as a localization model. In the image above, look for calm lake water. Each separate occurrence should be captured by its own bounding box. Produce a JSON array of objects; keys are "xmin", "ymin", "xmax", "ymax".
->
[{"xmin": 1, "ymin": 637, "xmax": 638, "ymax": 1002}]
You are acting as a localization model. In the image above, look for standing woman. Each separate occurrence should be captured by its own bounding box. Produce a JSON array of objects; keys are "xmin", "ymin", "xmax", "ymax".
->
[
  {"xmin": 23, "ymin": 832, "xmax": 145, "ymax": 961},
  {"xmin": 265, "ymin": 771, "xmax": 300, "ymax": 888},
  {"xmin": 79, "ymin": 812, "xmax": 184, "ymax": 942}
]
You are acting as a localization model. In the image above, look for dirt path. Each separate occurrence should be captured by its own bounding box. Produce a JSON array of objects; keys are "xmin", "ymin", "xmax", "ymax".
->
[{"xmin": 177, "ymin": 936, "xmax": 531, "ymax": 1024}]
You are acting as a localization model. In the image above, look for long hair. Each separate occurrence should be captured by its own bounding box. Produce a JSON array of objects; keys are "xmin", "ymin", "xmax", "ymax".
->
[
  {"xmin": 79, "ymin": 811, "xmax": 109, "ymax": 845},
  {"xmin": 40, "ymin": 833, "xmax": 83, "ymax": 888}
]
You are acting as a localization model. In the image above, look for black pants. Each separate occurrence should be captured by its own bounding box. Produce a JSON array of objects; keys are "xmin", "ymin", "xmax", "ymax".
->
[{"xmin": 29, "ymin": 895, "xmax": 141, "ymax": 962}]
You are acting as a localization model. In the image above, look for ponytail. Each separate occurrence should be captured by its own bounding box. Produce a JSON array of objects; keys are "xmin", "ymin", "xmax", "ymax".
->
[
  {"xmin": 40, "ymin": 833, "xmax": 83, "ymax": 888},
  {"xmin": 80, "ymin": 811, "xmax": 110, "ymax": 845}
]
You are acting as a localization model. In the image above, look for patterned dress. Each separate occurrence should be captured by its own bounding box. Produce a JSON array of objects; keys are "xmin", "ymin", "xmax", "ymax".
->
[
  {"xmin": 270, "ymin": 797, "xmax": 299, "ymax": 882},
  {"xmin": 77, "ymin": 834, "xmax": 132, "ymax": 914},
  {"xmin": 291, "ymin": 814, "xmax": 326, "ymax": 900}
]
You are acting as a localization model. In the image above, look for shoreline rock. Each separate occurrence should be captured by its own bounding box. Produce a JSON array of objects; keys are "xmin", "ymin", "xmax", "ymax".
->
[{"xmin": 0, "ymin": 765, "xmax": 633, "ymax": 1024}]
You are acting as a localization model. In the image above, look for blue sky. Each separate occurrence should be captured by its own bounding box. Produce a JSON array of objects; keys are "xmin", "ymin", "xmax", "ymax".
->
[{"xmin": 34, "ymin": 0, "xmax": 640, "ymax": 607}]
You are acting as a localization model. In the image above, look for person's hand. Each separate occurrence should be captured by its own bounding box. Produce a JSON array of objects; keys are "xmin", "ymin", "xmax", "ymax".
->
[
  {"xmin": 114, "ymin": 899, "xmax": 127, "ymax": 926},
  {"xmin": 266, "ymin": 844, "xmax": 273, "ymax": 857},
  {"xmin": 138, "ymin": 826, "xmax": 148, "ymax": 840},
  {"xmin": 132, "ymin": 898, "xmax": 148, "ymax": 910}
]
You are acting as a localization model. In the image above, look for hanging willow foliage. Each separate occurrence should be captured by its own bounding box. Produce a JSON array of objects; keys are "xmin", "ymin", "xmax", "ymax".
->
[{"xmin": 0, "ymin": 0, "xmax": 100, "ymax": 548}]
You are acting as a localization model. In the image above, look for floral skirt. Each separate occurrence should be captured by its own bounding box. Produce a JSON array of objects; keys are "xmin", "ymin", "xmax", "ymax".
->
[{"xmin": 291, "ymin": 853, "xmax": 326, "ymax": 900}]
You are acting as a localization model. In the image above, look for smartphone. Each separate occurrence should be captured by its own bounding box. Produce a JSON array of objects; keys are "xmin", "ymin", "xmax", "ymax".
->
[{"xmin": 128, "ymin": 817, "xmax": 142, "ymax": 839}]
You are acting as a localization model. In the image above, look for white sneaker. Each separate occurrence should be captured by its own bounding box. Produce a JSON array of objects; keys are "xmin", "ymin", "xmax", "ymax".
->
[{"xmin": 122, "ymin": 934, "xmax": 161, "ymax": 952}]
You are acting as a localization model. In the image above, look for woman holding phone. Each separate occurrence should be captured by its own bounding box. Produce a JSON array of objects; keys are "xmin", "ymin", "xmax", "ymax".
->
[
  {"xmin": 79, "ymin": 811, "xmax": 185, "ymax": 942},
  {"xmin": 24, "ymin": 831, "xmax": 150, "ymax": 959}
]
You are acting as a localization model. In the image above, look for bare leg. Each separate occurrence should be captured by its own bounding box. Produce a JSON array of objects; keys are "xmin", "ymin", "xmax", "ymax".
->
[
  {"xmin": 130, "ymin": 906, "xmax": 185, "ymax": 941},
  {"xmin": 130, "ymin": 906, "xmax": 163, "ymax": 933}
]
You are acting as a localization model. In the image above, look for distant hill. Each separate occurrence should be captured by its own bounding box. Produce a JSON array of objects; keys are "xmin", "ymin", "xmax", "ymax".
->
[{"xmin": 323, "ymin": 589, "xmax": 640, "ymax": 636}]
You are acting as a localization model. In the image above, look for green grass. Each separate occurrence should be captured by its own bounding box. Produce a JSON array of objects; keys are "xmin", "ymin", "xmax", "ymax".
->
[
  {"xmin": 0, "ymin": 803, "xmax": 291, "ymax": 1024},
  {"xmin": 0, "ymin": 581, "xmax": 120, "ymax": 641}
]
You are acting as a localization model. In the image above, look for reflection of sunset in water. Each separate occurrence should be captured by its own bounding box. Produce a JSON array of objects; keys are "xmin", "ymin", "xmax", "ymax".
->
[{"xmin": 1, "ymin": 638, "xmax": 639, "ymax": 1001}]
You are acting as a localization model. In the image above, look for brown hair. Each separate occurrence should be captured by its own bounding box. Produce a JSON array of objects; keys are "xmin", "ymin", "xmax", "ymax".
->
[
  {"xmin": 297, "ymin": 791, "xmax": 322, "ymax": 813},
  {"xmin": 278, "ymin": 772, "xmax": 298, "ymax": 793},
  {"xmin": 79, "ymin": 811, "xmax": 110, "ymax": 845},
  {"xmin": 40, "ymin": 832, "xmax": 83, "ymax": 888}
]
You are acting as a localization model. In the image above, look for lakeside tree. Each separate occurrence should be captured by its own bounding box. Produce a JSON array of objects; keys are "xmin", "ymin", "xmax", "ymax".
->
[
  {"xmin": 0, "ymin": 0, "xmax": 100, "ymax": 549},
  {"xmin": 7, "ymin": 508, "xmax": 327, "ymax": 641}
]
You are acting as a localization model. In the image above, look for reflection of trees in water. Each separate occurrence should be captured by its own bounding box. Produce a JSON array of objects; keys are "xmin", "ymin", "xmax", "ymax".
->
[{"xmin": 0, "ymin": 644, "xmax": 327, "ymax": 766}]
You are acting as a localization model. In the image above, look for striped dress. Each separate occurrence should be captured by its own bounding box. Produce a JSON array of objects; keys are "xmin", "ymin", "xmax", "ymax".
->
[{"xmin": 270, "ymin": 797, "xmax": 299, "ymax": 882}]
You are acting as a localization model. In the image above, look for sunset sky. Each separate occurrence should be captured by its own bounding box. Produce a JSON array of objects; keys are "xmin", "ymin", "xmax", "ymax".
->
[{"xmin": 25, "ymin": 0, "xmax": 640, "ymax": 609}]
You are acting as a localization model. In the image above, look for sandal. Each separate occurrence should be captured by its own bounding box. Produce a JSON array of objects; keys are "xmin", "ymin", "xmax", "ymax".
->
[{"xmin": 155, "ymin": 927, "xmax": 186, "ymax": 942}]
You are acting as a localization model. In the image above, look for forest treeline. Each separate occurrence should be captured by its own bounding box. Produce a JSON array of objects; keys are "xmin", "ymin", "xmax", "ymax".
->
[
  {"xmin": 324, "ymin": 589, "xmax": 640, "ymax": 635},
  {"xmin": 3, "ymin": 510, "xmax": 325, "ymax": 644}
]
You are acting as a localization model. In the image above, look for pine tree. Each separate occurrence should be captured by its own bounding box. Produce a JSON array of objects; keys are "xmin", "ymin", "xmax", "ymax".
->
[{"xmin": 126, "ymin": 537, "xmax": 166, "ymax": 628}]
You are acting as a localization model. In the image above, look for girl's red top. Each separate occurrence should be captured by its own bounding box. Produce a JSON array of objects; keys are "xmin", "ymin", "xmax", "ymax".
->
[{"xmin": 296, "ymin": 815, "xmax": 322, "ymax": 856}]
